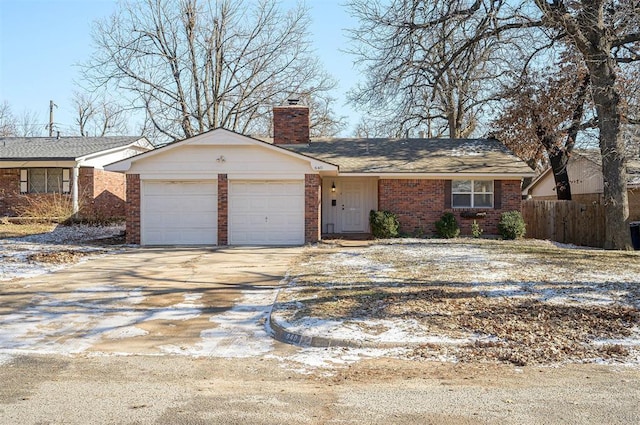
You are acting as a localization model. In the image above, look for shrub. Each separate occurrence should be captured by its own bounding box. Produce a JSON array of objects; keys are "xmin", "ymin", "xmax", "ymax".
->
[
  {"xmin": 471, "ymin": 220, "xmax": 483, "ymax": 238},
  {"xmin": 369, "ymin": 210, "xmax": 400, "ymax": 238},
  {"xmin": 435, "ymin": 212, "xmax": 460, "ymax": 238},
  {"xmin": 14, "ymin": 194, "xmax": 78, "ymax": 222},
  {"xmin": 498, "ymin": 211, "xmax": 526, "ymax": 239}
]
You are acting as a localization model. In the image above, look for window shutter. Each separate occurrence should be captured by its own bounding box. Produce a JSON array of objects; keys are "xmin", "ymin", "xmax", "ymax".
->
[
  {"xmin": 444, "ymin": 180, "xmax": 452, "ymax": 209},
  {"xmin": 62, "ymin": 169, "xmax": 70, "ymax": 194},
  {"xmin": 20, "ymin": 169, "xmax": 28, "ymax": 193},
  {"xmin": 494, "ymin": 180, "xmax": 502, "ymax": 209}
]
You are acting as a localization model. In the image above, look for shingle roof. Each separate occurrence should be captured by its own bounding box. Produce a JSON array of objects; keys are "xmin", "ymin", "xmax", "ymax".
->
[
  {"xmin": 282, "ymin": 138, "xmax": 533, "ymax": 174},
  {"xmin": 0, "ymin": 136, "xmax": 144, "ymax": 160}
]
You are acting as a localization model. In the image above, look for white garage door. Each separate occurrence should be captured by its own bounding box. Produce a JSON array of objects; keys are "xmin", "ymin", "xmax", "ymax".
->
[
  {"xmin": 142, "ymin": 181, "xmax": 218, "ymax": 245},
  {"xmin": 229, "ymin": 181, "xmax": 304, "ymax": 245}
]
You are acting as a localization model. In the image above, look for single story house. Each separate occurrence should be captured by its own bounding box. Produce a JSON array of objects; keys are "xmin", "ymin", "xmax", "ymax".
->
[
  {"xmin": 106, "ymin": 103, "xmax": 534, "ymax": 245},
  {"xmin": 0, "ymin": 136, "xmax": 153, "ymax": 219},
  {"xmin": 523, "ymin": 149, "xmax": 640, "ymax": 221}
]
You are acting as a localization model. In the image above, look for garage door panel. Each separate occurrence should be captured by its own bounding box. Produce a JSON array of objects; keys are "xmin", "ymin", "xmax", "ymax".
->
[
  {"xmin": 229, "ymin": 181, "xmax": 304, "ymax": 245},
  {"xmin": 142, "ymin": 181, "xmax": 217, "ymax": 245}
]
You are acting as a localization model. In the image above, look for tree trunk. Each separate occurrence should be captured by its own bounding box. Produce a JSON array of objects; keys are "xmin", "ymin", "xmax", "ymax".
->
[
  {"xmin": 588, "ymin": 57, "xmax": 631, "ymax": 249},
  {"xmin": 548, "ymin": 148, "xmax": 572, "ymax": 200}
]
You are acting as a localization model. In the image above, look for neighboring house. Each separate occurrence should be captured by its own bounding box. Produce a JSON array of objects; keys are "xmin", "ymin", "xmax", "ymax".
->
[
  {"xmin": 106, "ymin": 102, "xmax": 534, "ymax": 246},
  {"xmin": 524, "ymin": 149, "xmax": 640, "ymax": 221},
  {"xmin": 0, "ymin": 136, "xmax": 154, "ymax": 219}
]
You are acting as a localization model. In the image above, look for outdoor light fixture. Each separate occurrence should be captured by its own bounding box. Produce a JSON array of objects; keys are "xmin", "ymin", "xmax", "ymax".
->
[{"xmin": 331, "ymin": 182, "xmax": 336, "ymax": 192}]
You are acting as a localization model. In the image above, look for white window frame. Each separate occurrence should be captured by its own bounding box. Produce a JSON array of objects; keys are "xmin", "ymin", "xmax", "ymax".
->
[
  {"xmin": 21, "ymin": 168, "xmax": 71, "ymax": 194},
  {"xmin": 452, "ymin": 179, "xmax": 494, "ymax": 208}
]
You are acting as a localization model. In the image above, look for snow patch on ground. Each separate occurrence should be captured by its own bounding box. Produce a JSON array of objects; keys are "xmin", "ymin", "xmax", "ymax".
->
[
  {"xmin": 268, "ymin": 346, "xmax": 410, "ymax": 375},
  {"xmin": 0, "ymin": 224, "xmax": 124, "ymax": 281},
  {"xmin": 160, "ymin": 288, "xmax": 277, "ymax": 358},
  {"xmin": 17, "ymin": 223, "xmax": 124, "ymax": 244},
  {"xmin": 0, "ymin": 353, "xmax": 13, "ymax": 365}
]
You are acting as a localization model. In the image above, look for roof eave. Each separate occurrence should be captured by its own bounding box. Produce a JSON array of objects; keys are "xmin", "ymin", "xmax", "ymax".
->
[
  {"xmin": 76, "ymin": 137, "xmax": 153, "ymax": 163},
  {"xmin": 339, "ymin": 171, "xmax": 535, "ymax": 178}
]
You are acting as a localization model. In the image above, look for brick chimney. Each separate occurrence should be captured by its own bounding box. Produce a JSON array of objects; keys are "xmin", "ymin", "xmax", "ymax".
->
[{"xmin": 273, "ymin": 98, "xmax": 309, "ymax": 144}]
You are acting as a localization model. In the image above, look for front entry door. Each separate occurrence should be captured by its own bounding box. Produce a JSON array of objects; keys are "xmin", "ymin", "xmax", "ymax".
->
[{"xmin": 341, "ymin": 181, "xmax": 365, "ymax": 232}]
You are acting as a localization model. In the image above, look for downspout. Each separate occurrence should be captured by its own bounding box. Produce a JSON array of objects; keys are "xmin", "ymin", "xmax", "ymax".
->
[{"xmin": 72, "ymin": 163, "xmax": 80, "ymax": 218}]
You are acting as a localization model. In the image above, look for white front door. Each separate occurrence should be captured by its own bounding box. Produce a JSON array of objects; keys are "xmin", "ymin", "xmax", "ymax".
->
[
  {"xmin": 341, "ymin": 180, "xmax": 365, "ymax": 232},
  {"xmin": 141, "ymin": 180, "xmax": 218, "ymax": 245},
  {"xmin": 229, "ymin": 181, "xmax": 304, "ymax": 245}
]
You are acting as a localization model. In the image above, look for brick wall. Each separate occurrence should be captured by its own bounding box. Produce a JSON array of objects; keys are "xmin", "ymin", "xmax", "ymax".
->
[
  {"xmin": 0, "ymin": 168, "xmax": 22, "ymax": 215},
  {"xmin": 273, "ymin": 105, "xmax": 309, "ymax": 144},
  {"xmin": 305, "ymin": 174, "xmax": 321, "ymax": 243},
  {"xmin": 81, "ymin": 168, "xmax": 127, "ymax": 219},
  {"xmin": 629, "ymin": 189, "xmax": 640, "ymax": 222},
  {"xmin": 218, "ymin": 174, "xmax": 228, "ymax": 245},
  {"xmin": 125, "ymin": 174, "xmax": 141, "ymax": 244},
  {"xmin": 378, "ymin": 179, "xmax": 522, "ymax": 236}
]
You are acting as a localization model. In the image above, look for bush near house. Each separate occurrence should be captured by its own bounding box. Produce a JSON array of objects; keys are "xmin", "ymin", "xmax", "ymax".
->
[
  {"xmin": 471, "ymin": 220, "xmax": 483, "ymax": 238},
  {"xmin": 498, "ymin": 211, "xmax": 526, "ymax": 239},
  {"xmin": 435, "ymin": 212, "xmax": 460, "ymax": 238},
  {"xmin": 369, "ymin": 210, "xmax": 400, "ymax": 238},
  {"xmin": 13, "ymin": 194, "xmax": 78, "ymax": 222}
]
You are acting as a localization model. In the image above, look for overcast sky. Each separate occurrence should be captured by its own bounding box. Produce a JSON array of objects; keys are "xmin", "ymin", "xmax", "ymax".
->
[{"xmin": 0, "ymin": 0, "xmax": 361, "ymax": 137}]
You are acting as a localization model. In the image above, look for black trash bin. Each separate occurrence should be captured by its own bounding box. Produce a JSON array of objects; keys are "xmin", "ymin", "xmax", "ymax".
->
[{"xmin": 631, "ymin": 222, "xmax": 640, "ymax": 250}]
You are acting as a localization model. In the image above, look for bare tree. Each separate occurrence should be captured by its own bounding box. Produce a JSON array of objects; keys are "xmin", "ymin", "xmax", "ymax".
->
[
  {"xmin": 16, "ymin": 109, "xmax": 43, "ymax": 137},
  {"xmin": 0, "ymin": 101, "xmax": 17, "ymax": 136},
  {"xmin": 347, "ymin": 0, "xmax": 640, "ymax": 249},
  {"xmin": 83, "ymin": 0, "xmax": 342, "ymax": 142},
  {"xmin": 347, "ymin": 0, "xmax": 512, "ymax": 138},
  {"xmin": 72, "ymin": 91, "xmax": 128, "ymax": 137}
]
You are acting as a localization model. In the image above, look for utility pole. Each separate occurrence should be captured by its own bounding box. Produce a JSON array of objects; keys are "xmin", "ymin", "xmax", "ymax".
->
[{"xmin": 49, "ymin": 100, "xmax": 57, "ymax": 137}]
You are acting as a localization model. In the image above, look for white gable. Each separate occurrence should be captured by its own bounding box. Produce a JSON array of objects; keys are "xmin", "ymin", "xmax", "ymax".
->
[
  {"xmin": 527, "ymin": 155, "xmax": 604, "ymax": 197},
  {"xmin": 105, "ymin": 128, "xmax": 336, "ymax": 179}
]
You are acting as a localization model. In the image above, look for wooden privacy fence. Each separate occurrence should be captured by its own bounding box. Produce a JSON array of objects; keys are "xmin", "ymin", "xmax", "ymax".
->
[{"xmin": 521, "ymin": 199, "xmax": 606, "ymax": 248}]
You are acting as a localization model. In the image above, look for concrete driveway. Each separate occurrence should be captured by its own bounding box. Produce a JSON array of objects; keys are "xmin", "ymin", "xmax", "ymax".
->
[{"xmin": 0, "ymin": 247, "xmax": 302, "ymax": 357}]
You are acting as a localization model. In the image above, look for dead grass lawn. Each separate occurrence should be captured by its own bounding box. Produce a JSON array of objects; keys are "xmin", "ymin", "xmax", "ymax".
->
[
  {"xmin": 0, "ymin": 222, "xmax": 56, "ymax": 238},
  {"xmin": 280, "ymin": 239, "xmax": 640, "ymax": 365}
]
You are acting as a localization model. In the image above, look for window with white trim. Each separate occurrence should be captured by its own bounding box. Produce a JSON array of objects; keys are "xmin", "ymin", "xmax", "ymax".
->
[
  {"xmin": 21, "ymin": 168, "xmax": 71, "ymax": 194},
  {"xmin": 452, "ymin": 180, "xmax": 494, "ymax": 208}
]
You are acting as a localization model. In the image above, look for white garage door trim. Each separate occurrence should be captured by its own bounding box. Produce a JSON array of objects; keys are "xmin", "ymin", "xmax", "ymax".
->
[
  {"xmin": 229, "ymin": 180, "xmax": 304, "ymax": 245},
  {"xmin": 141, "ymin": 180, "xmax": 218, "ymax": 245}
]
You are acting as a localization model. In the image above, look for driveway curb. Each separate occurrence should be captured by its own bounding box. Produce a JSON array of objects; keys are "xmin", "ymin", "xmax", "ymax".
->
[{"xmin": 266, "ymin": 290, "xmax": 404, "ymax": 349}]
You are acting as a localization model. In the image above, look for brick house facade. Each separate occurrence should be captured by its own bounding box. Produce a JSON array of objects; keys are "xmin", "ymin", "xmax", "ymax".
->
[
  {"xmin": 0, "ymin": 167, "xmax": 128, "ymax": 219},
  {"xmin": 109, "ymin": 104, "xmax": 532, "ymax": 246},
  {"xmin": 378, "ymin": 178, "xmax": 522, "ymax": 236},
  {"xmin": 0, "ymin": 136, "xmax": 153, "ymax": 220}
]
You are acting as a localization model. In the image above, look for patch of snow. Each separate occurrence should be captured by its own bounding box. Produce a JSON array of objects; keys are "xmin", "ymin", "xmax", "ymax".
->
[
  {"xmin": 147, "ymin": 308, "xmax": 201, "ymax": 322},
  {"xmin": 103, "ymin": 326, "xmax": 149, "ymax": 340},
  {"xmin": 161, "ymin": 288, "xmax": 277, "ymax": 358},
  {"xmin": 268, "ymin": 346, "xmax": 409, "ymax": 374},
  {"xmin": 593, "ymin": 327, "xmax": 640, "ymax": 348},
  {"xmin": 0, "ymin": 353, "xmax": 13, "ymax": 365},
  {"xmin": 17, "ymin": 223, "xmax": 124, "ymax": 244}
]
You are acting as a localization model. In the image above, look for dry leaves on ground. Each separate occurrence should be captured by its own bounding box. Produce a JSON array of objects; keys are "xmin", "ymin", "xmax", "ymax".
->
[{"xmin": 280, "ymin": 239, "xmax": 640, "ymax": 365}]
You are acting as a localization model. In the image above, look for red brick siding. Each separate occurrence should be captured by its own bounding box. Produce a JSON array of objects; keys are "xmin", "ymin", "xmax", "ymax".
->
[
  {"xmin": 218, "ymin": 174, "xmax": 228, "ymax": 245},
  {"xmin": 629, "ymin": 189, "xmax": 640, "ymax": 222},
  {"xmin": 79, "ymin": 168, "xmax": 126, "ymax": 219},
  {"xmin": 273, "ymin": 106, "xmax": 309, "ymax": 144},
  {"xmin": 0, "ymin": 168, "xmax": 22, "ymax": 215},
  {"xmin": 305, "ymin": 174, "xmax": 321, "ymax": 243},
  {"xmin": 377, "ymin": 179, "xmax": 522, "ymax": 236},
  {"xmin": 126, "ymin": 174, "xmax": 141, "ymax": 244}
]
